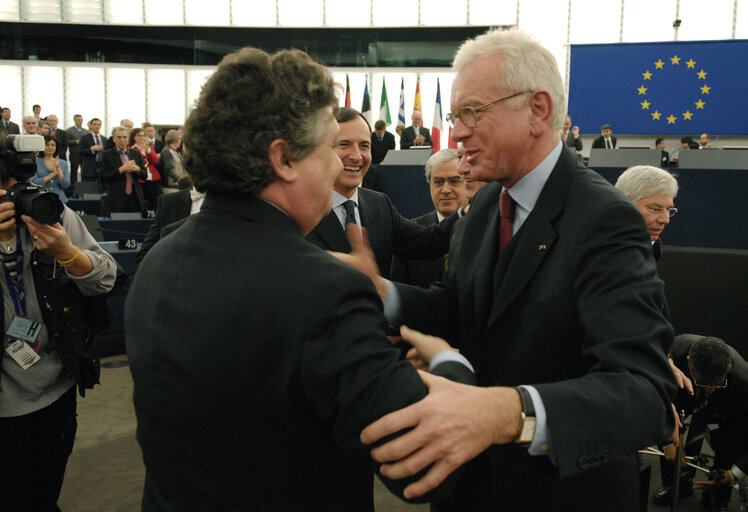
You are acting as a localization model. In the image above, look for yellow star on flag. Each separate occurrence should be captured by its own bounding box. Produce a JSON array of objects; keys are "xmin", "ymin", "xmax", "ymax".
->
[
  {"xmin": 686, "ymin": 59, "xmax": 696, "ymax": 68},
  {"xmin": 695, "ymin": 99, "xmax": 706, "ymax": 109},
  {"xmin": 666, "ymin": 115, "xmax": 677, "ymax": 124},
  {"xmin": 701, "ymin": 84, "xmax": 711, "ymax": 94},
  {"xmin": 654, "ymin": 59, "xmax": 664, "ymax": 69},
  {"xmin": 697, "ymin": 69, "xmax": 707, "ymax": 79},
  {"xmin": 643, "ymin": 70, "xmax": 652, "ymax": 80},
  {"xmin": 641, "ymin": 100, "xmax": 650, "ymax": 109},
  {"xmin": 652, "ymin": 111, "xmax": 662, "ymax": 120},
  {"xmin": 671, "ymin": 55, "xmax": 681, "ymax": 65},
  {"xmin": 637, "ymin": 85, "xmax": 648, "ymax": 95},
  {"xmin": 683, "ymin": 110, "xmax": 693, "ymax": 120}
]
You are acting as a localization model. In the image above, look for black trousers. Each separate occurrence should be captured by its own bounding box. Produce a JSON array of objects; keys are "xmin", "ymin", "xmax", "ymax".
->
[{"xmin": 0, "ymin": 385, "xmax": 77, "ymax": 512}]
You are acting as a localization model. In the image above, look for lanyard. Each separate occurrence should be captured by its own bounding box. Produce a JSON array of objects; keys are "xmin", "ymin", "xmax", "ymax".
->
[{"xmin": 2, "ymin": 232, "xmax": 27, "ymax": 317}]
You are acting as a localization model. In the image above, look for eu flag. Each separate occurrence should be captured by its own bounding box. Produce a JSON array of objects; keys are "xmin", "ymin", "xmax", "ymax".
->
[{"xmin": 568, "ymin": 40, "xmax": 748, "ymax": 135}]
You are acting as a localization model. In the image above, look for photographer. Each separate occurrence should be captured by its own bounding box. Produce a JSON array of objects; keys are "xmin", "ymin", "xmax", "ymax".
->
[{"xmin": 0, "ymin": 133, "xmax": 117, "ymax": 511}]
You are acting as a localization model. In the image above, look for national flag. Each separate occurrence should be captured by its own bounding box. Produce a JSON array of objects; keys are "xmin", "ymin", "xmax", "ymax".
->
[
  {"xmin": 569, "ymin": 40, "xmax": 748, "ymax": 134},
  {"xmin": 361, "ymin": 81, "xmax": 371, "ymax": 125},
  {"xmin": 431, "ymin": 78, "xmax": 443, "ymax": 152},
  {"xmin": 413, "ymin": 80, "xmax": 422, "ymax": 112},
  {"xmin": 379, "ymin": 78, "xmax": 391, "ymax": 125},
  {"xmin": 397, "ymin": 77, "xmax": 406, "ymax": 127},
  {"xmin": 345, "ymin": 74, "xmax": 351, "ymax": 108}
]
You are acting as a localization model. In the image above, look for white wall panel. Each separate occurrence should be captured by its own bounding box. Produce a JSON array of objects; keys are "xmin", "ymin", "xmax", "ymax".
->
[
  {"xmin": 0, "ymin": 65, "xmax": 23, "ymax": 121},
  {"xmin": 677, "ymin": 0, "xmax": 734, "ymax": 40},
  {"xmin": 231, "ymin": 0, "xmax": 276, "ymax": 26},
  {"xmin": 570, "ymin": 0, "xmax": 621, "ymax": 44},
  {"xmin": 278, "ymin": 0, "xmax": 323, "ymax": 26},
  {"xmin": 63, "ymin": 0, "xmax": 103, "ymax": 23},
  {"xmin": 105, "ymin": 68, "xmax": 145, "ymax": 134},
  {"xmin": 184, "ymin": 0, "xmax": 230, "ymax": 26},
  {"xmin": 144, "ymin": 0, "xmax": 182, "ymax": 25},
  {"xmin": 146, "ymin": 69, "xmax": 186, "ymax": 125},
  {"xmin": 421, "ymin": 0, "xmax": 467, "ymax": 26},
  {"xmin": 372, "ymin": 0, "xmax": 418, "ymax": 26},
  {"xmin": 64, "ymin": 67, "xmax": 105, "ymax": 129},
  {"xmin": 21, "ymin": 0, "xmax": 62, "ymax": 21},
  {"xmin": 621, "ymin": 0, "xmax": 676, "ymax": 42},
  {"xmin": 24, "ymin": 66, "xmax": 64, "ymax": 122},
  {"xmin": 517, "ymin": 0, "xmax": 568, "ymax": 78},
  {"xmin": 104, "ymin": 0, "xmax": 142, "ymax": 24},
  {"xmin": 325, "ymin": 0, "xmax": 370, "ymax": 27},
  {"xmin": 469, "ymin": 0, "xmax": 517, "ymax": 26}
]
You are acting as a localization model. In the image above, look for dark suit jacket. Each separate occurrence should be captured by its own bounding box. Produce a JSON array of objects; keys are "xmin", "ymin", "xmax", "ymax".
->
[
  {"xmin": 591, "ymin": 135, "xmax": 617, "ymax": 149},
  {"xmin": 564, "ymin": 132, "xmax": 583, "ymax": 151},
  {"xmin": 400, "ymin": 125, "xmax": 432, "ymax": 149},
  {"xmin": 78, "ymin": 132, "xmax": 108, "ymax": 181},
  {"xmin": 395, "ymin": 145, "xmax": 676, "ymax": 511},
  {"xmin": 99, "ymin": 147, "xmax": 147, "ymax": 213},
  {"xmin": 390, "ymin": 211, "xmax": 446, "ymax": 288},
  {"xmin": 371, "ymin": 131, "xmax": 396, "ymax": 164},
  {"xmin": 306, "ymin": 188, "xmax": 455, "ymax": 280},
  {"xmin": 49, "ymin": 128, "xmax": 69, "ymax": 160},
  {"xmin": 660, "ymin": 149, "xmax": 669, "ymax": 167},
  {"xmin": 1, "ymin": 121, "xmax": 20, "ymax": 135},
  {"xmin": 126, "ymin": 193, "xmax": 475, "ymax": 511},
  {"xmin": 135, "ymin": 188, "xmax": 192, "ymax": 267},
  {"xmin": 670, "ymin": 334, "xmax": 748, "ymax": 474}
]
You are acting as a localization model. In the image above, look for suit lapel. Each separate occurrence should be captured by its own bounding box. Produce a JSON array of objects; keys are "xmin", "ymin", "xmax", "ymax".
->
[
  {"xmin": 484, "ymin": 147, "xmax": 577, "ymax": 333},
  {"xmin": 314, "ymin": 211, "xmax": 350, "ymax": 252}
]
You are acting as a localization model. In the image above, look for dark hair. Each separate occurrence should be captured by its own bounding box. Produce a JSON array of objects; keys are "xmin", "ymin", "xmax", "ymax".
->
[
  {"xmin": 655, "ymin": 138, "xmax": 664, "ymax": 146},
  {"xmin": 184, "ymin": 47, "xmax": 337, "ymax": 197},
  {"xmin": 334, "ymin": 107, "xmax": 371, "ymax": 131},
  {"xmin": 129, "ymin": 128, "xmax": 145, "ymax": 146},
  {"xmin": 32, "ymin": 104, "xmax": 41, "ymax": 109},
  {"xmin": 681, "ymin": 136, "xmax": 693, "ymax": 144},
  {"xmin": 89, "ymin": 117, "xmax": 101, "ymax": 124},
  {"xmin": 689, "ymin": 336, "xmax": 732, "ymax": 380},
  {"xmin": 601, "ymin": 124, "xmax": 612, "ymax": 131},
  {"xmin": 374, "ymin": 120, "xmax": 386, "ymax": 131},
  {"xmin": 42, "ymin": 134, "xmax": 59, "ymax": 157}
]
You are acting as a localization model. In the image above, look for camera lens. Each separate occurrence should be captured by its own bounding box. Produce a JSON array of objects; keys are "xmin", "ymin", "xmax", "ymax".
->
[{"xmin": 29, "ymin": 193, "xmax": 64, "ymax": 225}]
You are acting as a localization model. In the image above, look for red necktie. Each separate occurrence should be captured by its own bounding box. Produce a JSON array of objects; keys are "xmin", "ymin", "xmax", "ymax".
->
[
  {"xmin": 499, "ymin": 189, "xmax": 515, "ymax": 253},
  {"xmin": 121, "ymin": 151, "xmax": 132, "ymax": 194}
]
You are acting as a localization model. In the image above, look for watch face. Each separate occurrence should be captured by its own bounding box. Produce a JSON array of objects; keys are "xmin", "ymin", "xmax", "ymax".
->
[{"xmin": 519, "ymin": 416, "xmax": 537, "ymax": 444}]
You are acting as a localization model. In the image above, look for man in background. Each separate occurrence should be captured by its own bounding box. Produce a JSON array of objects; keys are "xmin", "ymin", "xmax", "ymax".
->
[
  {"xmin": 307, "ymin": 107, "xmax": 457, "ymax": 280},
  {"xmin": 66, "ymin": 114, "xmax": 88, "ymax": 185},
  {"xmin": 78, "ymin": 118, "xmax": 107, "ymax": 182},
  {"xmin": 371, "ymin": 120, "xmax": 395, "ymax": 164},
  {"xmin": 0, "ymin": 108, "xmax": 20, "ymax": 135},
  {"xmin": 391, "ymin": 148, "xmax": 467, "ymax": 288},
  {"xmin": 46, "ymin": 114, "xmax": 69, "ymax": 161},
  {"xmin": 592, "ymin": 123, "xmax": 616, "ymax": 149},
  {"xmin": 400, "ymin": 110, "xmax": 432, "ymax": 149},
  {"xmin": 562, "ymin": 115, "xmax": 582, "ymax": 151}
]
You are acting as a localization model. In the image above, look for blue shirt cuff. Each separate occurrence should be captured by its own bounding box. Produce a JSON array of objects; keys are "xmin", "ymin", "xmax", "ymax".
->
[{"xmin": 520, "ymin": 385, "xmax": 554, "ymax": 457}]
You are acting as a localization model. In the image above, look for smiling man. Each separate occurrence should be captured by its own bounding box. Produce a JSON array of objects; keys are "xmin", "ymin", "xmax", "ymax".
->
[
  {"xmin": 306, "ymin": 107, "xmax": 458, "ymax": 279},
  {"xmin": 390, "ymin": 149, "xmax": 467, "ymax": 287},
  {"xmin": 348, "ymin": 28, "xmax": 675, "ymax": 511}
]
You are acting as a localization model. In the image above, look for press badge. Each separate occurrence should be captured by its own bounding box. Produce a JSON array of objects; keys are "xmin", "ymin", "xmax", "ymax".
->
[
  {"xmin": 5, "ymin": 340, "xmax": 40, "ymax": 370},
  {"xmin": 7, "ymin": 317, "xmax": 42, "ymax": 343}
]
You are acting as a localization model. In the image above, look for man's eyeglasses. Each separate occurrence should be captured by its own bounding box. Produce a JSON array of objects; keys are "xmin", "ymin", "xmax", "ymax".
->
[
  {"xmin": 446, "ymin": 90, "xmax": 532, "ymax": 128},
  {"xmin": 689, "ymin": 361, "xmax": 728, "ymax": 390},
  {"xmin": 645, "ymin": 205, "xmax": 678, "ymax": 217},
  {"xmin": 429, "ymin": 176, "xmax": 464, "ymax": 187}
]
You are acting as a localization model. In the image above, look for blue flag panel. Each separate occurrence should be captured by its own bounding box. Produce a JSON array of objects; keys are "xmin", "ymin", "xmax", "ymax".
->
[{"xmin": 569, "ymin": 40, "xmax": 748, "ymax": 135}]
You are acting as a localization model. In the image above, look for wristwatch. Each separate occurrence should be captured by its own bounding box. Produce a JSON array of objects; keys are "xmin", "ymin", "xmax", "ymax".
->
[{"xmin": 513, "ymin": 386, "xmax": 536, "ymax": 446}]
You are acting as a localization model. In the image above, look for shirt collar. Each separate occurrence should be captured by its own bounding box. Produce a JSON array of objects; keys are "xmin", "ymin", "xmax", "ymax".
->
[
  {"xmin": 333, "ymin": 189, "xmax": 359, "ymax": 209},
  {"xmin": 506, "ymin": 141, "xmax": 563, "ymax": 214}
]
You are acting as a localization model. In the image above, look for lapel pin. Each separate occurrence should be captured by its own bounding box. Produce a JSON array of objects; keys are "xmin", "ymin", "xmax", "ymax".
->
[{"xmin": 538, "ymin": 244, "xmax": 547, "ymax": 251}]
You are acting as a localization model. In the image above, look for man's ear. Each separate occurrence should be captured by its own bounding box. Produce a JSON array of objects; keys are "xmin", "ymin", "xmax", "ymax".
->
[
  {"xmin": 528, "ymin": 90, "xmax": 553, "ymax": 137},
  {"xmin": 268, "ymin": 138, "xmax": 297, "ymax": 183}
]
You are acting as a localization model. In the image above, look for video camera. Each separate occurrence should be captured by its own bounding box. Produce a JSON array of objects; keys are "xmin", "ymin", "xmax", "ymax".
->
[{"xmin": 0, "ymin": 134, "xmax": 64, "ymax": 225}]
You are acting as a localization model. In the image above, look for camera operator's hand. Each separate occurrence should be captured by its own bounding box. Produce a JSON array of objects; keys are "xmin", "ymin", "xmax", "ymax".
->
[
  {"xmin": 22, "ymin": 215, "xmax": 93, "ymax": 276},
  {"xmin": 0, "ymin": 190, "xmax": 17, "ymax": 237}
]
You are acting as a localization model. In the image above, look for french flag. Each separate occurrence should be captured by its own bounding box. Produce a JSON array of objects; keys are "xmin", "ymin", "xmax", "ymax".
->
[{"xmin": 432, "ymin": 78, "xmax": 443, "ymax": 152}]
